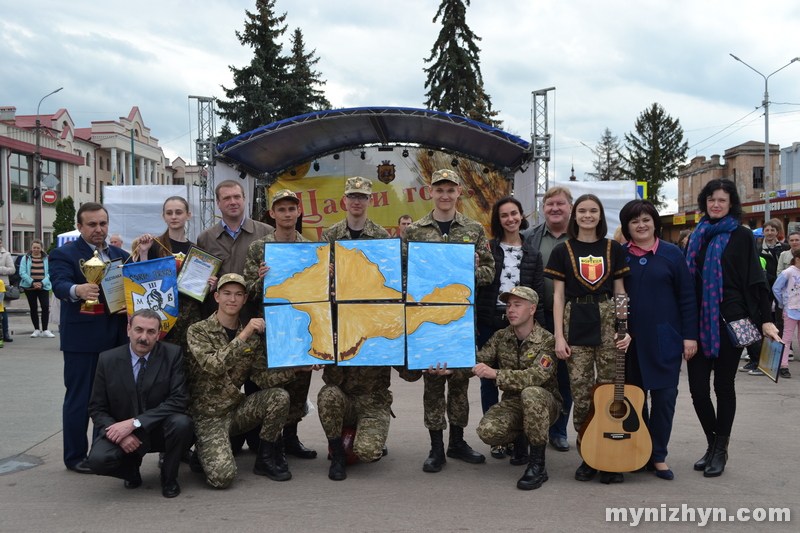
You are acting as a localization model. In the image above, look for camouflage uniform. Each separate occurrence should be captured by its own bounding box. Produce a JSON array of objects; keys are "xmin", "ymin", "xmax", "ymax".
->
[
  {"xmin": 186, "ymin": 313, "xmax": 296, "ymax": 489},
  {"xmin": 403, "ymin": 210, "xmax": 495, "ymax": 430},
  {"xmin": 320, "ymin": 218, "xmax": 390, "ymax": 242},
  {"xmin": 242, "ymin": 230, "xmax": 313, "ymax": 426},
  {"xmin": 563, "ymin": 298, "xmax": 617, "ymax": 431},
  {"xmin": 317, "ymin": 365, "xmax": 393, "ymax": 462},
  {"xmin": 475, "ymin": 325, "xmax": 562, "ymax": 447}
]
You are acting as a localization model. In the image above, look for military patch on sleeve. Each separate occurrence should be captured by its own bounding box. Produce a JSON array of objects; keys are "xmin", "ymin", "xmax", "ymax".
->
[
  {"xmin": 539, "ymin": 354, "xmax": 554, "ymax": 368},
  {"xmin": 526, "ymin": 351, "xmax": 536, "ymax": 358}
]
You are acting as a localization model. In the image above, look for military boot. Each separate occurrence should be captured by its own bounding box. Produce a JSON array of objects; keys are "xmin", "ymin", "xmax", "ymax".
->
[
  {"xmin": 694, "ymin": 433, "xmax": 715, "ymax": 471},
  {"xmin": 328, "ymin": 437, "xmax": 347, "ymax": 481},
  {"xmin": 423, "ymin": 429, "xmax": 446, "ymax": 472},
  {"xmin": 517, "ymin": 444, "xmax": 548, "ymax": 490},
  {"xmin": 509, "ymin": 432, "xmax": 529, "ymax": 466},
  {"xmin": 254, "ymin": 440, "xmax": 292, "ymax": 481},
  {"xmin": 273, "ymin": 436, "xmax": 289, "ymax": 475},
  {"xmin": 283, "ymin": 423, "xmax": 317, "ymax": 459},
  {"xmin": 446, "ymin": 426, "xmax": 486, "ymax": 464}
]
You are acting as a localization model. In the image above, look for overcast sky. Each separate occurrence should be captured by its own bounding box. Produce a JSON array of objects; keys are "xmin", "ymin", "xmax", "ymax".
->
[{"xmin": 4, "ymin": 0, "xmax": 800, "ymax": 212}]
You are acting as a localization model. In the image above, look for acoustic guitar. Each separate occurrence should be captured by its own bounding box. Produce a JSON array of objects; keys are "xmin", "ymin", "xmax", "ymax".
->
[{"xmin": 576, "ymin": 293, "xmax": 652, "ymax": 472}]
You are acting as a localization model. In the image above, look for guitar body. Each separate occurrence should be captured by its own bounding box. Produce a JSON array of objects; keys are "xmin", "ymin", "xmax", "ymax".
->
[{"xmin": 578, "ymin": 382, "xmax": 652, "ymax": 472}]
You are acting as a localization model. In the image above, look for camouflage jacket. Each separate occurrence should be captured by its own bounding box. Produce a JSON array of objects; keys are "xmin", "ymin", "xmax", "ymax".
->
[
  {"xmin": 320, "ymin": 218, "xmax": 390, "ymax": 243},
  {"xmin": 477, "ymin": 325, "xmax": 562, "ymax": 404},
  {"xmin": 243, "ymin": 231, "xmax": 311, "ymax": 301},
  {"xmin": 403, "ymin": 210, "xmax": 495, "ymax": 286},
  {"xmin": 186, "ymin": 313, "xmax": 295, "ymax": 418},
  {"xmin": 322, "ymin": 365, "xmax": 393, "ymax": 408}
]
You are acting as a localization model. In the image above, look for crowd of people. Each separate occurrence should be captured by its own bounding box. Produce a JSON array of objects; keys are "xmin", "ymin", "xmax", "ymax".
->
[{"xmin": 45, "ymin": 174, "xmax": 789, "ymax": 499}]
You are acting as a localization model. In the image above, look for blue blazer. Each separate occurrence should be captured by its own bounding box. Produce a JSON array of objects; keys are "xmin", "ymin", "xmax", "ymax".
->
[
  {"xmin": 49, "ymin": 239, "xmax": 130, "ymax": 354},
  {"xmin": 623, "ymin": 241, "xmax": 698, "ymax": 390}
]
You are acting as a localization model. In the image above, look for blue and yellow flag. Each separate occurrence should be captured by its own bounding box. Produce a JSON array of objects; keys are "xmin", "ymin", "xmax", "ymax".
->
[{"xmin": 122, "ymin": 257, "xmax": 178, "ymax": 338}]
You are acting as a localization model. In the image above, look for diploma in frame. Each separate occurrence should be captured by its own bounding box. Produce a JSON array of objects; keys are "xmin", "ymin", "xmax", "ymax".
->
[{"xmin": 176, "ymin": 246, "xmax": 222, "ymax": 301}]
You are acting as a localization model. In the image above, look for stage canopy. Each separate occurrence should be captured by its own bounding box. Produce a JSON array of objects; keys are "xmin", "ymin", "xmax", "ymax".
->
[{"xmin": 216, "ymin": 107, "xmax": 532, "ymax": 178}]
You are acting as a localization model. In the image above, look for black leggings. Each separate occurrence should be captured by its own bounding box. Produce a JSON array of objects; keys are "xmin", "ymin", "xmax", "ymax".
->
[
  {"xmin": 686, "ymin": 323, "xmax": 740, "ymax": 437},
  {"xmin": 25, "ymin": 289, "xmax": 49, "ymax": 330}
]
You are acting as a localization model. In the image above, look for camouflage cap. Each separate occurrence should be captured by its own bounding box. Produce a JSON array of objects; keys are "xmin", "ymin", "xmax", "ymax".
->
[
  {"xmin": 217, "ymin": 273, "xmax": 246, "ymax": 291},
  {"xmin": 270, "ymin": 189, "xmax": 300, "ymax": 209},
  {"xmin": 499, "ymin": 286, "xmax": 539, "ymax": 306},
  {"xmin": 430, "ymin": 169, "xmax": 460, "ymax": 186},
  {"xmin": 344, "ymin": 176, "xmax": 373, "ymax": 196}
]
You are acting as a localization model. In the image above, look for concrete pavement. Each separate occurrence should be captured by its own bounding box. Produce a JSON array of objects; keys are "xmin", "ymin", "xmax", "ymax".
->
[{"xmin": 1, "ymin": 311, "xmax": 798, "ymax": 532}]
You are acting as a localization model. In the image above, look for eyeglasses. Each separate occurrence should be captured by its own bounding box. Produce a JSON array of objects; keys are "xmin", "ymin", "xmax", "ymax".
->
[{"xmin": 345, "ymin": 194, "xmax": 370, "ymax": 202}]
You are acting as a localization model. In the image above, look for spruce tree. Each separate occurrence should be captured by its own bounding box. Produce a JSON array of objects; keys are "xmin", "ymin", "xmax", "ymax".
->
[
  {"xmin": 284, "ymin": 28, "xmax": 331, "ymax": 117},
  {"xmin": 49, "ymin": 196, "xmax": 76, "ymax": 252},
  {"xmin": 217, "ymin": 0, "xmax": 295, "ymax": 135},
  {"xmin": 423, "ymin": 0, "xmax": 501, "ymax": 128},
  {"xmin": 621, "ymin": 103, "xmax": 689, "ymax": 208},
  {"xmin": 587, "ymin": 128, "xmax": 625, "ymax": 181}
]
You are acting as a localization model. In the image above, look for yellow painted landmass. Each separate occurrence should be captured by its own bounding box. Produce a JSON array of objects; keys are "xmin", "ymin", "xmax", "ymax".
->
[
  {"xmin": 337, "ymin": 304, "xmax": 405, "ymax": 361},
  {"xmin": 419, "ymin": 284, "xmax": 471, "ymax": 304},
  {"xmin": 294, "ymin": 302, "xmax": 334, "ymax": 360},
  {"xmin": 264, "ymin": 246, "xmax": 330, "ymax": 303},
  {"xmin": 335, "ymin": 245, "xmax": 402, "ymax": 301},
  {"xmin": 406, "ymin": 305, "xmax": 469, "ymax": 335}
]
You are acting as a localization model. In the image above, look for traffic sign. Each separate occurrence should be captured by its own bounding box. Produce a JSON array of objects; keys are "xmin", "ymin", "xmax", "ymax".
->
[{"xmin": 42, "ymin": 190, "xmax": 57, "ymax": 204}]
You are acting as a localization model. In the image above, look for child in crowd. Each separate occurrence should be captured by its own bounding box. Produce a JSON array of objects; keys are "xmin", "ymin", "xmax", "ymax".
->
[{"xmin": 772, "ymin": 248, "xmax": 800, "ymax": 379}]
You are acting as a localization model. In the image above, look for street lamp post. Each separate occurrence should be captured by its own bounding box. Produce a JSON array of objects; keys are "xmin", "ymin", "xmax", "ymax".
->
[
  {"xmin": 34, "ymin": 87, "xmax": 63, "ymax": 242},
  {"xmin": 730, "ymin": 55, "xmax": 799, "ymax": 222}
]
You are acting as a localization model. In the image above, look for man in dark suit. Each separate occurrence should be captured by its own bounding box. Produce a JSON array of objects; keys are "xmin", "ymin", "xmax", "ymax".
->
[
  {"xmin": 49, "ymin": 202, "xmax": 130, "ymax": 473},
  {"xmin": 87, "ymin": 309, "xmax": 193, "ymax": 498}
]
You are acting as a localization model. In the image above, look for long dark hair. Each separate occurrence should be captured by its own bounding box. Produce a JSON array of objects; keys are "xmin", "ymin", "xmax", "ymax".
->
[
  {"xmin": 567, "ymin": 194, "xmax": 607, "ymax": 239},
  {"xmin": 619, "ymin": 199, "xmax": 662, "ymax": 241},
  {"xmin": 490, "ymin": 197, "xmax": 529, "ymax": 239},
  {"xmin": 154, "ymin": 196, "xmax": 190, "ymax": 258},
  {"xmin": 698, "ymin": 178, "xmax": 743, "ymax": 222}
]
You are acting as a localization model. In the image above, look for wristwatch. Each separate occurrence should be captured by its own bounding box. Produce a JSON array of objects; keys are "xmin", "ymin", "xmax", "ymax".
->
[{"xmin": 132, "ymin": 418, "xmax": 142, "ymax": 429}]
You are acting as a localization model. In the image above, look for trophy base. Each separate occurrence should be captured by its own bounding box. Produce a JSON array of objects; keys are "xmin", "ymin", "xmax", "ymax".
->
[{"xmin": 80, "ymin": 302, "xmax": 106, "ymax": 315}]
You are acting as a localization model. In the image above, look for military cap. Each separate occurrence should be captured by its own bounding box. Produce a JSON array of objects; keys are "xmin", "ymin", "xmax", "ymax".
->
[
  {"xmin": 344, "ymin": 176, "xmax": 373, "ymax": 195},
  {"xmin": 499, "ymin": 286, "xmax": 539, "ymax": 306},
  {"xmin": 270, "ymin": 189, "xmax": 300, "ymax": 209},
  {"xmin": 217, "ymin": 273, "xmax": 247, "ymax": 291},
  {"xmin": 430, "ymin": 169, "xmax": 460, "ymax": 186}
]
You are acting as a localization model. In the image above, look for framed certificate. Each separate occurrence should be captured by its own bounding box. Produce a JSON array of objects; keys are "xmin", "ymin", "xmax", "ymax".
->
[
  {"xmin": 758, "ymin": 337, "xmax": 784, "ymax": 383},
  {"xmin": 176, "ymin": 246, "xmax": 222, "ymax": 301},
  {"xmin": 100, "ymin": 258, "xmax": 126, "ymax": 314}
]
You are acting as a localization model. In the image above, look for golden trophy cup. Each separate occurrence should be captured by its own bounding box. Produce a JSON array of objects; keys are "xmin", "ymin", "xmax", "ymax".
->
[{"xmin": 78, "ymin": 250, "xmax": 111, "ymax": 315}]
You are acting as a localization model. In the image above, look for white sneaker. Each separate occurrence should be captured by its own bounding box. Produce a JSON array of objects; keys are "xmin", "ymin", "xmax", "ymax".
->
[
  {"xmin": 42, "ymin": 330, "xmax": 55, "ymax": 338},
  {"xmin": 31, "ymin": 330, "xmax": 41, "ymax": 338}
]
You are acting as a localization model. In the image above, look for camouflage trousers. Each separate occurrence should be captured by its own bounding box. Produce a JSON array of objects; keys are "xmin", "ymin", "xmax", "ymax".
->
[
  {"xmin": 563, "ymin": 299, "xmax": 617, "ymax": 432},
  {"xmin": 317, "ymin": 385, "xmax": 392, "ymax": 463},
  {"xmin": 285, "ymin": 370, "xmax": 312, "ymax": 426},
  {"xmin": 423, "ymin": 368, "xmax": 472, "ymax": 431},
  {"xmin": 476, "ymin": 388, "xmax": 561, "ymax": 447},
  {"xmin": 194, "ymin": 387, "xmax": 290, "ymax": 489}
]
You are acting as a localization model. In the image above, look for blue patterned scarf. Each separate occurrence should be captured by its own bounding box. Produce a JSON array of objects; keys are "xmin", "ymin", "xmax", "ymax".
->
[{"xmin": 685, "ymin": 215, "xmax": 738, "ymax": 358}]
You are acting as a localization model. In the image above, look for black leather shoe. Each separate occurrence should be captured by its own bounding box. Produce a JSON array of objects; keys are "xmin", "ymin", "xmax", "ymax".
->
[
  {"xmin": 381, "ymin": 445, "xmax": 388, "ymax": 456},
  {"xmin": 423, "ymin": 430, "xmax": 446, "ymax": 473},
  {"xmin": 4, "ymin": 334, "xmax": 13, "ymax": 343},
  {"xmin": 66, "ymin": 460, "xmax": 93, "ymax": 474},
  {"xmin": 490, "ymin": 446, "xmax": 506, "ymax": 459},
  {"xmin": 284, "ymin": 436, "xmax": 318, "ymax": 459},
  {"xmin": 549, "ymin": 436, "xmax": 570, "ymax": 452},
  {"xmin": 124, "ymin": 468, "xmax": 142, "ymax": 489},
  {"xmin": 446, "ymin": 426, "xmax": 485, "ymax": 464},
  {"xmin": 161, "ymin": 479, "xmax": 181, "ymax": 498},
  {"xmin": 600, "ymin": 471, "xmax": 624, "ymax": 484},
  {"xmin": 574, "ymin": 461, "xmax": 597, "ymax": 481}
]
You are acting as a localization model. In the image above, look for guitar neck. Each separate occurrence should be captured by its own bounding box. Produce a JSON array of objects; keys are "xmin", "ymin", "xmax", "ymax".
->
[{"xmin": 613, "ymin": 293, "xmax": 629, "ymax": 402}]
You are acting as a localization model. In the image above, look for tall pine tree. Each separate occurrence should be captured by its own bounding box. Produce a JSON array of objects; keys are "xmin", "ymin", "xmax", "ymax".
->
[
  {"xmin": 423, "ymin": 0, "xmax": 501, "ymax": 128},
  {"xmin": 217, "ymin": 0, "xmax": 295, "ymax": 135},
  {"xmin": 621, "ymin": 103, "xmax": 689, "ymax": 208},
  {"xmin": 587, "ymin": 128, "xmax": 625, "ymax": 181},
  {"xmin": 284, "ymin": 27, "xmax": 331, "ymax": 117}
]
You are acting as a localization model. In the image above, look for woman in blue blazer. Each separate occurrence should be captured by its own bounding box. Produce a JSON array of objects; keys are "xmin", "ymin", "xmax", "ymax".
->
[{"xmin": 620, "ymin": 200, "xmax": 698, "ymax": 480}]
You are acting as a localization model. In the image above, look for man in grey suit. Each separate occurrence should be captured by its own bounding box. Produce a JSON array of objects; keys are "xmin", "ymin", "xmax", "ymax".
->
[{"xmin": 87, "ymin": 309, "xmax": 193, "ymax": 498}]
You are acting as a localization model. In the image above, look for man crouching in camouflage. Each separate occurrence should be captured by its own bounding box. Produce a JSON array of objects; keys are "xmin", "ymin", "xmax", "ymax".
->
[
  {"xmin": 186, "ymin": 273, "xmax": 312, "ymax": 488},
  {"xmin": 318, "ymin": 365, "xmax": 393, "ymax": 481},
  {"xmin": 474, "ymin": 287, "xmax": 562, "ymax": 490}
]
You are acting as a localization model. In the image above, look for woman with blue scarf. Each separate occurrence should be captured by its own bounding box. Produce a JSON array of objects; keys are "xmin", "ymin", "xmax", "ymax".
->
[{"xmin": 685, "ymin": 179, "xmax": 780, "ymax": 478}]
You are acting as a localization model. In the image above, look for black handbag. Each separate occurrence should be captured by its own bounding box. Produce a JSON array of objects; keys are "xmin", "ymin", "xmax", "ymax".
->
[{"xmin": 4, "ymin": 285, "xmax": 20, "ymax": 301}]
